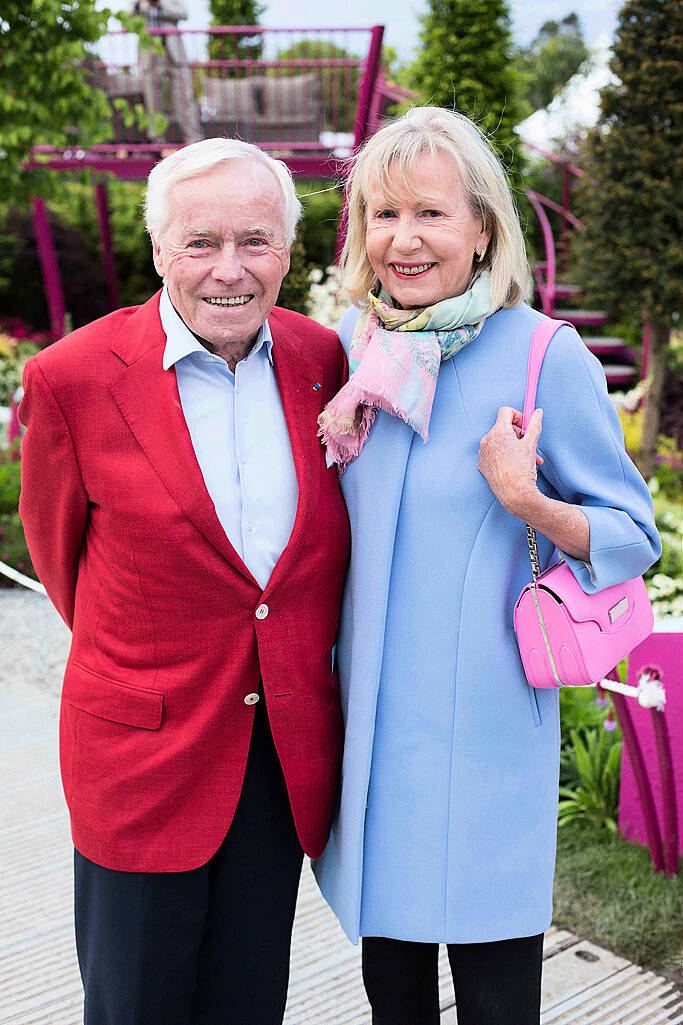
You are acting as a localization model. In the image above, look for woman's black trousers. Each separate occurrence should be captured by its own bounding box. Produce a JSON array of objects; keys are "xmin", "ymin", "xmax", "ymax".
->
[{"xmin": 362, "ymin": 932, "xmax": 544, "ymax": 1025}]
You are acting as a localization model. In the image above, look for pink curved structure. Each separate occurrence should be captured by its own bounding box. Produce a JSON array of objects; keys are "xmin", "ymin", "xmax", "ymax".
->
[
  {"xmin": 608, "ymin": 667, "xmax": 665, "ymax": 874},
  {"xmin": 26, "ymin": 24, "xmax": 386, "ymax": 339}
]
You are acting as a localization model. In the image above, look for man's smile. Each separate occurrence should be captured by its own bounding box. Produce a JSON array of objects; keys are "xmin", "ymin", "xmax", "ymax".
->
[{"xmin": 202, "ymin": 295, "xmax": 254, "ymax": 306}]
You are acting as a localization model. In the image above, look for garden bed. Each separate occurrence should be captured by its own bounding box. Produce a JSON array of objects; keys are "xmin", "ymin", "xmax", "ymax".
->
[{"xmin": 553, "ymin": 818, "xmax": 682, "ymax": 987}]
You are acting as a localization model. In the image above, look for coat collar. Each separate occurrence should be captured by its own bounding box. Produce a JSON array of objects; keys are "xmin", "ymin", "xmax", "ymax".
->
[{"xmin": 108, "ymin": 294, "xmax": 327, "ymax": 592}]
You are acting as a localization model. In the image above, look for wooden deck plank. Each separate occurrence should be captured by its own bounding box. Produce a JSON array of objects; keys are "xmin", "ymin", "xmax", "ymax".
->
[{"xmin": 0, "ymin": 660, "xmax": 680, "ymax": 1025}]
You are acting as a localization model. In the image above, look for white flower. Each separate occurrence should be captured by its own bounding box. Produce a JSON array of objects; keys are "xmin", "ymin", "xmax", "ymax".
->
[{"xmin": 636, "ymin": 672, "xmax": 667, "ymax": 711}]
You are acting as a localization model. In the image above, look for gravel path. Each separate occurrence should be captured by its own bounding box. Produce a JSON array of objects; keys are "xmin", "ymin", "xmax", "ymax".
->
[{"xmin": 0, "ymin": 590, "xmax": 70, "ymax": 708}]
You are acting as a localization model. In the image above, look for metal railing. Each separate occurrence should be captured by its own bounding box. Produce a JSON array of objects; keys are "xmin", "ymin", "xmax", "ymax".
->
[{"xmin": 87, "ymin": 26, "xmax": 384, "ymax": 155}]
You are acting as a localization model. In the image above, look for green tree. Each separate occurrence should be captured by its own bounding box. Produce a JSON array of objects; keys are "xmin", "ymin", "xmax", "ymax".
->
[
  {"xmin": 516, "ymin": 14, "xmax": 591, "ymax": 114},
  {"xmin": 208, "ymin": 0, "xmax": 264, "ymax": 64},
  {"xmin": 574, "ymin": 0, "xmax": 683, "ymax": 480},
  {"xmin": 407, "ymin": 0, "xmax": 525, "ymax": 173},
  {"xmin": 276, "ymin": 238, "xmax": 311, "ymax": 316},
  {"xmin": 0, "ymin": 2, "xmax": 155, "ymax": 208},
  {"xmin": 0, "ymin": 2, "xmax": 113, "ymax": 205}
]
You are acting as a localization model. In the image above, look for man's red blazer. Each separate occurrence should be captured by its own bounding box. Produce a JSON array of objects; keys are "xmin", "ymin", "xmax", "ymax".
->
[{"xmin": 19, "ymin": 293, "xmax": 351, "ymax": 872}]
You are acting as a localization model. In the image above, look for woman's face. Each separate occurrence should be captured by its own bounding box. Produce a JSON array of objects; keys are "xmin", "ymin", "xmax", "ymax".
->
[{"xmin": 364, "ymin": 151, "xmax": 490, "ymax": 309}]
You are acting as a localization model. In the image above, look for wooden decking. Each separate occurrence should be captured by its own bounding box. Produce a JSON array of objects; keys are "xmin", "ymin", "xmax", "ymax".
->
[{"xmin": 0, "ymin": 596, "xmax": 680, "ymax": 1024}]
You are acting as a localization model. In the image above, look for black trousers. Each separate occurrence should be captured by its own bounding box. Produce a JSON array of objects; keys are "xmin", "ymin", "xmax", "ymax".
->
[
  {"xmin": 362, "ymin": 933, "xmax": 544, "ymax": 1025},
  {"xmin": 74, "ymin": 694, "xmax": 304, "ymax": 1025}
]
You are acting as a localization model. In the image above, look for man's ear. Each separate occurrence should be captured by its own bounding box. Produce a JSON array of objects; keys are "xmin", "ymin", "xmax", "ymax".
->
[
  {"xmin": 282, "ymin": 248, "xmax": 291, "ymax": 277},
  {"xmin": 151, "ymin": 234, "xmax": 165, "ymax": 279}
]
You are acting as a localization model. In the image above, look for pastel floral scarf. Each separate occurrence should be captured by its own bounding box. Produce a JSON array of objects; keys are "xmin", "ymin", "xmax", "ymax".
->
[{"xmin": 318, "ymin": 271, "xmax": 492, "ymax": 471}]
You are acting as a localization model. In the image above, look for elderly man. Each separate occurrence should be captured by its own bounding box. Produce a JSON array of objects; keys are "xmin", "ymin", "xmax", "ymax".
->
[{"xmin": 19, "ymin": 139, "xmax": 350, "ymax": 1025}]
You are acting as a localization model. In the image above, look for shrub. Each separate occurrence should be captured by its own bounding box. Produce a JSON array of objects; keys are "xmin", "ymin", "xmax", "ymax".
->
[
  {"xmin": 0, "ymin": 459, "xmax": 21, "ymax": 514},
  {"xmin": 0, "ymin": 207, "xmax": 109, "ymax": 333},
  {"xmin": 0, "ymin": 334, "xmax": 40, "ymax": 406},
  {"xmin": 297, "ymin": 185, "xmax": 342, "ymax": 274},
  {"xmin": 0, "ymin": 513, "xmax": 35, "ymax": 586},
  {"xmin": 558, "ymin": 727, "xmax": 622, "ymax": 833},
  {"xmin": 277, "ymin": 238, "xmax": 311, "ymax": 315},
  {"xmin": 48, "ymin": 180, "xmax": 159, "ymax": 310}
]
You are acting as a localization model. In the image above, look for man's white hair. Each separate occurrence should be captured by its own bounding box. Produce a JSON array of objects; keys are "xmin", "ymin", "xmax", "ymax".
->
[{"xmin": 144, "ymin": 138, "xmax": 302, "ymax": 245}]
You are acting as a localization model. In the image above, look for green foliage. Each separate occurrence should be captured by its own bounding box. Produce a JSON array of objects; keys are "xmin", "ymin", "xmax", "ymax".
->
[
  {"xmin": 407, "ymin": 0, "xmax": 525, "ymax": 175},
  {"xmin": 277, "ymin": 238, "xmax": 311, "ymax": 316},
  {"xmin": 558, "ymin": 727, "xmax": 622, "ymax": 833},
  {"xmin": 0, "ymin": 3, "xmax": 159, "ymax": 209},
  {"xmin": 0, "ymin": 337, "xmax": 39, "ymax": 406},
  {"xmin": 0, "ymin": 513, "xmax": 35, "ymax": 585},
  {"xmin": 647, "ymin": 496, "xmax": 683, "ymax": 579},
  {"xmin": 274, "ymin": 41, "xmax": 360, "ymax": 133},
  {"xmin": 574, "ymin": 0, "xmax": 683, "ymax": 327},
  {"xmin": 208, "ymin": 0, "xmax": 264, "ymax": 62},
  {"xmin": 559, "ymin": 687, "xmax": 614, "ymax": 791},
  {"xmin": 0, "ymin": 459, "xmax": 21, "ymax": 514},
  {"xmin": 11, "ymin": 180, "xmax": 157, "ymax": 313},
  {"xmin": 0, "ymin": 206, "xmax": 110, "ymax": 331},
  {"xmin": 559, "ymin": 688, "xmax": 611, "ymax": 746},
  {"xmin": 53, "ymin": 181, "xmax": 158, "ymax": 309},
  {"xmin": 516, "ymin": 14, "xmax": 591, "ymax": 115},
  {"xmin": 0, "ymin": 451, "xmax": 35, "ymax": 584},
  {"xmin": 0, "ymin": 2, "xmax": 112, "ymax": 206},
  {"xmin": 297, "ymin": 185, "xmax": 342, "ymax": 273},
  {"xmin": 554, "ymin": 819, "xmax": 683, "ymax": 985}
]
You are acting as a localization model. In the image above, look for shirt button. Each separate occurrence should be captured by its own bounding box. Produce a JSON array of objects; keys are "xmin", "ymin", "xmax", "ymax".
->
[
  {"xmin": 255, "ymin": 603, "xmax": 269, "ymax": 620},
  {"xmin": 244, "ymin": 692, "xmax": 260, "ymax": 705}
]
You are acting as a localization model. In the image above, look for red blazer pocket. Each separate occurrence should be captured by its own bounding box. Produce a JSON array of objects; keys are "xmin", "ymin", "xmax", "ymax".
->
[{"xmin": 64, "ymin": 662, "xmax": 163, "ymax": 731}]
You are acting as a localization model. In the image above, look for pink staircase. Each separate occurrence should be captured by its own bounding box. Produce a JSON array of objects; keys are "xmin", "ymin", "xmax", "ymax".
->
[{"xmin": 526, "ymin": 171, "xmax": 639, "ymax": 391}]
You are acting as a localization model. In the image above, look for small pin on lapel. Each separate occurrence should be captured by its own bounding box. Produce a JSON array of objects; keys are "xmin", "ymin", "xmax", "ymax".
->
[{"xmin": 313, "ymin": 383, "xmax": 321, "ymax": 391}]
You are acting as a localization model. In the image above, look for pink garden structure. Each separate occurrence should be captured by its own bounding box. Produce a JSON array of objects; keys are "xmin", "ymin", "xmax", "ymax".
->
[
  {"xmin": 26, "ymin": 23, "xmax": 385, "ymax": 339},
  {"xmin": 521, "ymin": 141, "xmax": 644, "ymax": 392},
  {"xmin": 26, "ymin": 25, "xmax": 645, "ymax": 395},
  {"xmin": 613, "ymin": 633, "xmax": 682, "ymax": 877}
]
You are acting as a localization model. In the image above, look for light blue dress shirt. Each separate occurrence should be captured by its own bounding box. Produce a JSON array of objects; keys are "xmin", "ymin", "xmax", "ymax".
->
[{"xmin": 159, "ymin": 287, "xmax": 299, "ymax": 590}]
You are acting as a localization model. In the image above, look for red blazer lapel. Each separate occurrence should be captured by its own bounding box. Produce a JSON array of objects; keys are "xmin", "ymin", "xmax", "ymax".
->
[
  {"xmin": 262, "ymin": 316, "xmax": 327, "ymax": 600},
  {"xmin": 107, "ymin": 294, "xmax": 259, "ymax": 587}
]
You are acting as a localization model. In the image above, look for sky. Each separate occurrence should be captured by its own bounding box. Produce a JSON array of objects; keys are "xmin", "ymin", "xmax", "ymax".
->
[{"xmin": 105, "ymin": 1, "xmax": 624, "ymax": 60}]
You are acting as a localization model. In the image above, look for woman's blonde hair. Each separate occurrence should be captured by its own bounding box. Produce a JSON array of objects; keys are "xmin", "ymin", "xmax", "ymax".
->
[{"xmin": 341, "ymin": 106, "xmax": 531, "ymax": 312}]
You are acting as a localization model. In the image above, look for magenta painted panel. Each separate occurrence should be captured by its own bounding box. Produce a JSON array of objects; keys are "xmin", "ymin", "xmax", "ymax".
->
[{"xmin": 618, "ymin": 631, "xmax": 683, "ymax": 853}]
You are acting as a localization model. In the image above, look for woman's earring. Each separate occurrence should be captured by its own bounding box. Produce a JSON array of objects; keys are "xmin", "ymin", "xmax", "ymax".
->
[{"xmin": 477, "ymin": 248, "xmax": 486, "ymax": 263}]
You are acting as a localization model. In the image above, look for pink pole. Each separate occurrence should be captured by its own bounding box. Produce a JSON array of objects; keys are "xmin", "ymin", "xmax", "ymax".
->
[
  {"xmin": 525, "ymin": 190, "xmax": 556, "ymax": 316},
  {"xmin": 94, "ymin": 181, "xmax": 120, "ymax": 311},
  {"xmin": 30, "ymin": 197, "xmax": 66, "ymax": 340},
  {"xmin": 560, "ymin": 163, "xmax": 570, "ymax": 275},
  {"xmin": 651, "ymin": 706, "xmax": 680, "ymax": 876},
  {"xmin": 353, "ymin": 25, "xmax": 385, "ymax": 150},
  {"xmin": 367, "ymin": 71, "xmax": 384, "ymax": 134},
  {"xmin": 610, "ymin": 670, "xmax": 665, "ymax": 873}
]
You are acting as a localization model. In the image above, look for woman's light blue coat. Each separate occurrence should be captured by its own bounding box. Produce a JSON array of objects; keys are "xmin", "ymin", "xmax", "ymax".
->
[{"xmin": 313, "ymin": 303, "xmax": 660, "ymax": 945}]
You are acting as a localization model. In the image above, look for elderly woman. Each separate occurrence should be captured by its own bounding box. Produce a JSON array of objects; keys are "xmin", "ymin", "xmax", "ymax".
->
[{"xmin": 314, "ymin": 107, "xmax": 660, "ymax": 1025}]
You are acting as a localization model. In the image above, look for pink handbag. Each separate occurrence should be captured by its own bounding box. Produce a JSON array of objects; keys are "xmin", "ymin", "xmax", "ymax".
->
[{"xmin": 513, "ymin": 320, "xmax": 654, "ymax": 688}]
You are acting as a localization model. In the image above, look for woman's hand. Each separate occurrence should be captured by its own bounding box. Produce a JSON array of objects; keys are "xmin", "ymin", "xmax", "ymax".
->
[
  {"xmin": 478, "ymin": 405, "xmax": 591, "ymax": 561},
  {"xmin": 478, "ymin": 407, "xmax": 543, "ymax": 518}
]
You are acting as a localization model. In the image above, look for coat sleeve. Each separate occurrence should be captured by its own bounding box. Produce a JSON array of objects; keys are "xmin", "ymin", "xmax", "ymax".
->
[
  {"xmin": 535, "ymin": 325, "xmax": 661, "ymax": 594},
  {"xmin": 18, "ymin": 358, "xmax": 89, "ymax": 630}
]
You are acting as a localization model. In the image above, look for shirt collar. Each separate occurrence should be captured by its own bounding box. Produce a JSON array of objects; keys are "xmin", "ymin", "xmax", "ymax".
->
[{"xmin": 160, "ymin": 286, "xmax": 273, "ymax": 371}]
